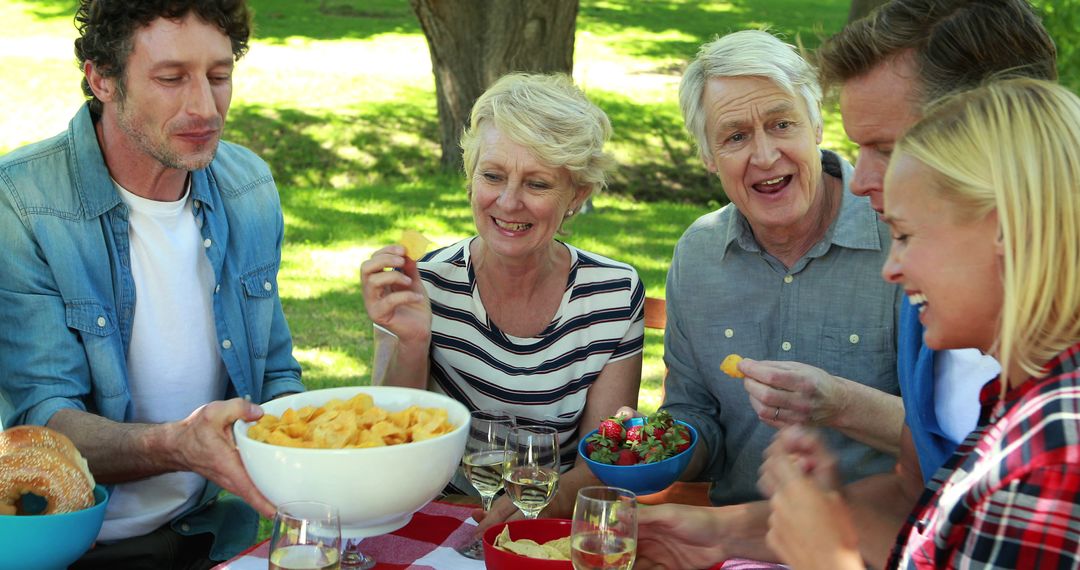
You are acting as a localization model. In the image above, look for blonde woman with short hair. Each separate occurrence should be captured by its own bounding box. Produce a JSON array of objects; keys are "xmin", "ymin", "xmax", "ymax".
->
[
  {"xmin": 361, "ymin": 73, "xmax": 643, "ymax": 536},
  {"xmin": 761, "ymin": 78, "xmax": 1080, "ymax": 570}
]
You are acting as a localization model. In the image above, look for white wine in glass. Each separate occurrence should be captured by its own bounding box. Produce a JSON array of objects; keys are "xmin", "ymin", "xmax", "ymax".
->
[
  {"xmin": 503, "ymin": 425, "xmax": 560, "ymax": 519},
  {"xmin": 571, "ymin": 486, "xmax": 637, "ymax": 570},
  {"xmin": 456, "ymin": 410, "xmax": 515, "ymax": 560},
  {"xmin": 269, "ymin": 501, "xmax": 342, "ymax": 570}
]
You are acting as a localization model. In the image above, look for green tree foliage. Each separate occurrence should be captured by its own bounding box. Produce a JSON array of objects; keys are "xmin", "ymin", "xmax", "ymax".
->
[{"xmin": 1033, "ymin": 0, "xmax": 1080, "ymax": 92}]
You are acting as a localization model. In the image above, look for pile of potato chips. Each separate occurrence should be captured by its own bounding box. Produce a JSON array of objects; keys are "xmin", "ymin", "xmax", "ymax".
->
[
  {"xmin": 247, "ymin": 392, "xmax": 456, "ymax": 449},
  {"xmin": 494, "ymin": 525, "xmax": 571, "ymax": 560}
]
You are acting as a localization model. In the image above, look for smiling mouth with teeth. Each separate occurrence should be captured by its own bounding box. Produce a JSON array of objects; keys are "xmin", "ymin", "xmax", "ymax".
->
[
  {"xmin": 494, "ymin": 218, "xmax": 532, "ymax": 232},
  {"xmin": 752, "ymin": 175, "xmax": 792, "ymax": 193},
  {"xmin": 909, "ymin": 292, "xmax": 928, "ymax": 312}
]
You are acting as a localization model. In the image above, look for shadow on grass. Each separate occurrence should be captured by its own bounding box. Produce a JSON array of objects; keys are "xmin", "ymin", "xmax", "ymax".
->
[
  {"xmin": 591, "ymin": 90, "xmax": 726, "ymax": 206},
  {"xmin": 579, "ymin": 0, "xmax": 848, "ymax": 63},
  {"xmin": 250, "ymin": 0, "xmax": 418, "ymax": 43}
]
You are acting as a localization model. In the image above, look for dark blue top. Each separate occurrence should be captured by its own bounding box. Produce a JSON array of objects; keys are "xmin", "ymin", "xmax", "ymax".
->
[{"xmin": 898, "ymin": 297, "xmax": 958, "ymax": 482}]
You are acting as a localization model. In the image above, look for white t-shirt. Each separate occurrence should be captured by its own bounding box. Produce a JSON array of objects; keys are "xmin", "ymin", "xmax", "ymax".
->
[
  {"xmin": 934, "ymin": 348, "xmax": 1000, "ymax": 444},
  {"xmin": 99, "ymin": 180, "xmax": 228, "ymax": 542}
]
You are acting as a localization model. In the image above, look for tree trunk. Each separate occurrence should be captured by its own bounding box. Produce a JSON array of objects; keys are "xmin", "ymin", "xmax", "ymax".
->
[
  {"xmin": 410, "ymin": 0, "xmax": 579, "ymax": 171},
  {"xmin": 848, "ymin": 0, "xmax": 890, "ymax": 22}
]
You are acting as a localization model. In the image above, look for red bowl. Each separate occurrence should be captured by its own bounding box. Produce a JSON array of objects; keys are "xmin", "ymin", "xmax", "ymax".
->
[{"xmin": 482, "ymin": 518, "xmax": 573, "ymax": 570}]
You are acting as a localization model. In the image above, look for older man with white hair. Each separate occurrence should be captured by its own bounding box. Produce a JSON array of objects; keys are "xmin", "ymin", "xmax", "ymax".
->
[{"xmin": 655, "ymin": 30, "xmax": 903, "ymax": 507}]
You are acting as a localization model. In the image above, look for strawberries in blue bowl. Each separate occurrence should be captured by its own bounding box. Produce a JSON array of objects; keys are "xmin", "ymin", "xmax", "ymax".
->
[{"xmin": 577, "ymin": 412, "xmax": 698, "ymax": 496}]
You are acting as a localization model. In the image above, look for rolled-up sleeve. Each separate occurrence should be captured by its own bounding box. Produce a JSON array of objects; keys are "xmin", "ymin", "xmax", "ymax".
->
[{"xmin": 0, "ymin": 181, "xmax": 95, "ymax": 427}]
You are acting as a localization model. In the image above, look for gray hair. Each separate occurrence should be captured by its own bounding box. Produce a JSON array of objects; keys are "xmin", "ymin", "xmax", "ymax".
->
[
  {"xmin": 461, "ymin": 73, "xmax": 615, "ymax": 199},
  {"xmin": 679, "ymin": 30, "xmax": 823, "ymax": 161}
]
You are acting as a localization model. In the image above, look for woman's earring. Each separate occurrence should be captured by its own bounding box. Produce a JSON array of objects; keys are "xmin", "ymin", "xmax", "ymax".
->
[{"xmin": 566, "ymin": 208, "xmax": 575, "ymax": 217}]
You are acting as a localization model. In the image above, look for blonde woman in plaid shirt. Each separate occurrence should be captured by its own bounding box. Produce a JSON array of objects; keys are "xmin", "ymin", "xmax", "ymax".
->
[{"xmin": 762, "ymin": 78, "xmax": 1080, "ymax": 569}]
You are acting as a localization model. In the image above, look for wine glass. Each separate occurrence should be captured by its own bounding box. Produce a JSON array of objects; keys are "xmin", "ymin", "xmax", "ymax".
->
[
  {"xmin": 570, "ymin": 486, "xmax": 638, "ymax": 570},
  {"xmin": 456, "ymin": 409, "xmax": 516, "ymax": 559},
  {"xmin": 502, "ymin": 425, "xmax": 560, "ymax": 519},
  {"xmin": 269, "ymin": 501, "xmax": 341, "ymax": 570}
]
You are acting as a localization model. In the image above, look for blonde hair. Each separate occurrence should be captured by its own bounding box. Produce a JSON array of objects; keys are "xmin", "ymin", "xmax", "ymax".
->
[
  {"xmin": 460, "ymin": 73, "xmax": 615, "ymax": 201},
  {"xmin": 679, "ymin": 30, "xmax": 823, "ymax": 163},
  {"xmin": 895, "ymin": 78, "xmax": 1080, "ymax": 385}
]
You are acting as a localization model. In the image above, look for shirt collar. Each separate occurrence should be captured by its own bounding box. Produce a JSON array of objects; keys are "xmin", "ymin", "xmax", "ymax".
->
[
  {"xmin": 720, "ymin": 149, "xmax": 884, "ymax": 261},
  {"xmin": 71, "ymin": 103, "xmax": 214, "ymax": 217}
]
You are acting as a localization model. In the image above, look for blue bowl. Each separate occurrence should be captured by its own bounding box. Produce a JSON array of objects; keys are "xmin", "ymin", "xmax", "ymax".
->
[
  {"xmin": 0, "ymin": 485, "xmax": 110, "ymax": 570},
  {"xmin": 578, "ymin": 418, "xmax": 698, "ymax": 496}
]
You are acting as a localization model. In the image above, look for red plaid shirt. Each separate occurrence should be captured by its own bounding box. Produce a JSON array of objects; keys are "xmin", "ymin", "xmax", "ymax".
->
[{"xmin": 890, "ymin": 341, "xmax": 1080, "ymax": 569}]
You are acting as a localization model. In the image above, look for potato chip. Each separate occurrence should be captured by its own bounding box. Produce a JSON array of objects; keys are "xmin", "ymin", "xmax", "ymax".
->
[
  {"xmin": 494, "ymin": 525, "xmax": 571, "ymax": 560},
  {"xmin": 720, "ymin": 353, "xmax": 745, "ymax": 378},
  {"xmin": 399, "ymin": 229, "xmax": 432, "ymax": 260},
  {"xmin": 248, "ymin": 394, "xmax": 456, "ymax": 449}
]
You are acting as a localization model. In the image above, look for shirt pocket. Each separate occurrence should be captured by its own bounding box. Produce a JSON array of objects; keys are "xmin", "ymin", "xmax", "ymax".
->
[
  {"xmin": 819, "ymin": 325, "xmax": 897, "ymax": 392},
  {"xmin": 241, "ymin": 263, "xmax": 278, "ymax": 359},
  {"xmin": 65, "ymin": 300, "xmax": 117, "ymax": 337}
]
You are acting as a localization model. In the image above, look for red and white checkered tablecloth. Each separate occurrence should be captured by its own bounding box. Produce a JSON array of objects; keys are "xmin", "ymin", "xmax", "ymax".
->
[
  {"xmin": 213, "ymin": 501, "xmax": 485, "ymax": 570},
  {"xmin": 213, "ymin": 500, "xmax": 785, "ymax": 569}
]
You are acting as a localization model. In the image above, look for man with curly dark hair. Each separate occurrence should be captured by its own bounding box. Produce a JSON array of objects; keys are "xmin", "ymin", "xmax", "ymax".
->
[{"xmin": 0, "ymin": 1, "xmax": 303, "ymax": 568}]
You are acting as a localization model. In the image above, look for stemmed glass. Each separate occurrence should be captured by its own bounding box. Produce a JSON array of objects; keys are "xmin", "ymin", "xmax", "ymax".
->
[
  {"xmin": 456, "ymin": 410, "xmax": 516, "ymax": 559},
  {"xmin": 502, "ymin": 425, "xmax": 560, "ymax": 519},
  {"xmin": 570, "ymin": 486, "xmax": 638, "ymax": 570},
  {"xmin": 269, "ymin": 501, "xmax": 341, "ymax": 570}
]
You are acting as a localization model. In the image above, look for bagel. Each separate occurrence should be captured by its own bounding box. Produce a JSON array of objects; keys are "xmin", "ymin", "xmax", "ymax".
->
[{"xmin": 0, "ymin": 426, "xmax": 96, "ymax": 515}]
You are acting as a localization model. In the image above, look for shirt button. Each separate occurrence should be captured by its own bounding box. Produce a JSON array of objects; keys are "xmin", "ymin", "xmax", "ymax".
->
[
  {"xmin": 203, "ymin": 238, "xmax": 212, "ymax": 248},
  {"xmin": 783, "ymin": 275, "xmax": 794, "ymax": 284},
  {"xmin": 222, "ymin": 339, "xmax": 232, "ymax": 350},
  {"xmin": 96, "ymin": 316, "xmax": 106, "ymax": 328},
  {"xmin": 215, "ymin": 284, "xmax": 220, "ymax": 294},
  {"xmin": 724, "ymin": 328, "xmax": 734, "ymax": 338},
  {"xmin": 180, "ymin": 523, "xmax": 190, "ymax": 532},
  {"xmin": 849, "ymin": 334, "xmax": 860, "ymax": 344},
  {"xmin": 263, "ymin": 281, "xmax": 272, "ymax": 292},
  {"xmin": 781, "ymin": 341, "xmax": 792, "ymax": 351}
]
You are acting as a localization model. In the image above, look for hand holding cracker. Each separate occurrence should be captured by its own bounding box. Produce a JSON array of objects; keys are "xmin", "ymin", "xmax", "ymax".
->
[{"xmin": 720, "ymin": 354, "xmax": 745, "ymax": 378}]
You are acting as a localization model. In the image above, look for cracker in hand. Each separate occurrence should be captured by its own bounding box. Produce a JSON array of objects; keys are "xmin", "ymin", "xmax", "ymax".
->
[{"xmin": 720, "ymin": 354, "xmax": 745, "ymax": 378}]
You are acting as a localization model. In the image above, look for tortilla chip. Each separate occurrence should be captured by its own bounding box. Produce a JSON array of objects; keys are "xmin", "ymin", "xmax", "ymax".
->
[
  {"xmin": 399, "ymin": 229, "xmax": 432, "ymax": 260},
  {"xmin": 494, "ymin": 526, "xmax": 571, "ymax": 560}
]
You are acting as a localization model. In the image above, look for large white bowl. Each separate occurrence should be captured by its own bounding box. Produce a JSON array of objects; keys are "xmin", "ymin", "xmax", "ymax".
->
[{"xmin": 234, "ymin": 386, "xmax": 469, "ymax": 536}]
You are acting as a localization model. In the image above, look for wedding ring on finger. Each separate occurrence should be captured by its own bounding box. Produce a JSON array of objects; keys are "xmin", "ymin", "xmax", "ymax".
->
[{"xmin": 773, "ymin": 407, "xmax": 781, "ymax": 421}]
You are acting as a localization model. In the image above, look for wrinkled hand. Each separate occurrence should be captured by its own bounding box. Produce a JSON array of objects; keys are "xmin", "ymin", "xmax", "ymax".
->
[
  {"xmin": 739, "ymin": 359, "xmax": 847, "ymax": 429},
  {"xmin": 761, "ymin": 428, "xmax": 859, "ymax": 570},
  {"xmin": 635, "ymin": 504, "xmax": 727, "ymax": 570},
  {"xmin": 758, "ymin": 426, "xmax": 841, "ymax": 499},
  {"xmin": 166, "ymin": 398, "xmax": 275, "ymax": 517},
  {"xmin": 360, "ymin": 245, "xmax": 431, "ymax": 343}
]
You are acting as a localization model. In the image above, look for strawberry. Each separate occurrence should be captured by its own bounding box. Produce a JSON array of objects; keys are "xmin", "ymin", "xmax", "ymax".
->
[
  {"xmin": 643, "ymin": 410, "xmax": 673, "ymax": 441},
  {"xmin": 638, "ymin": 440, "xmax": 671, "ymax": 464},
  {"xmin": 666, "ymin": 424, "xmax": 692, "ymax": 454},
  {"xmin": 585, "ymin": 433, "xmax": 617, "ymax": 456},
  {"xmin": 615, "ymin": 448, "xmax": 638, "ymax": 466},
  {"xmin": 624, "ymin": 424, "xmax": 645, "ymax": 447},
  {"xmin": 589, "ymin": 445, "xmax": 619, "ymax": 465},
  {"xmin": 597, "ymin": 417, "xmax": 625, "ymax": 446},
  {"xmin": 649, "ymin": 410, "xmax": 675, "ymax": 429}
]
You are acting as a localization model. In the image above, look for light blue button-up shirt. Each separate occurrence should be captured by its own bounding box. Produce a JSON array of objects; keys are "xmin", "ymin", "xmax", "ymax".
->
[
  {"xmin": 0, "ymin": 104, "xmax": 303, "ymax": 559},
  {"xmin": 661, "ymin": 150, "xmax": 903, "ymax": 506}
]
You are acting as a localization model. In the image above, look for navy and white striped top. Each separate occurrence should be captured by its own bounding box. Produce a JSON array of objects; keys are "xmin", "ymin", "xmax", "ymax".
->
[{"xmin": 420, "ymin": 237, "xmax": 645, "ymax": 473}]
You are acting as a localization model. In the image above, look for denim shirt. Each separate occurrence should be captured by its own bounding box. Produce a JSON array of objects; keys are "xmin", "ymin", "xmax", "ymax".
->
[{"xmin": 0, "ymin": 104, "xmax": 304, "ymax": 558}]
